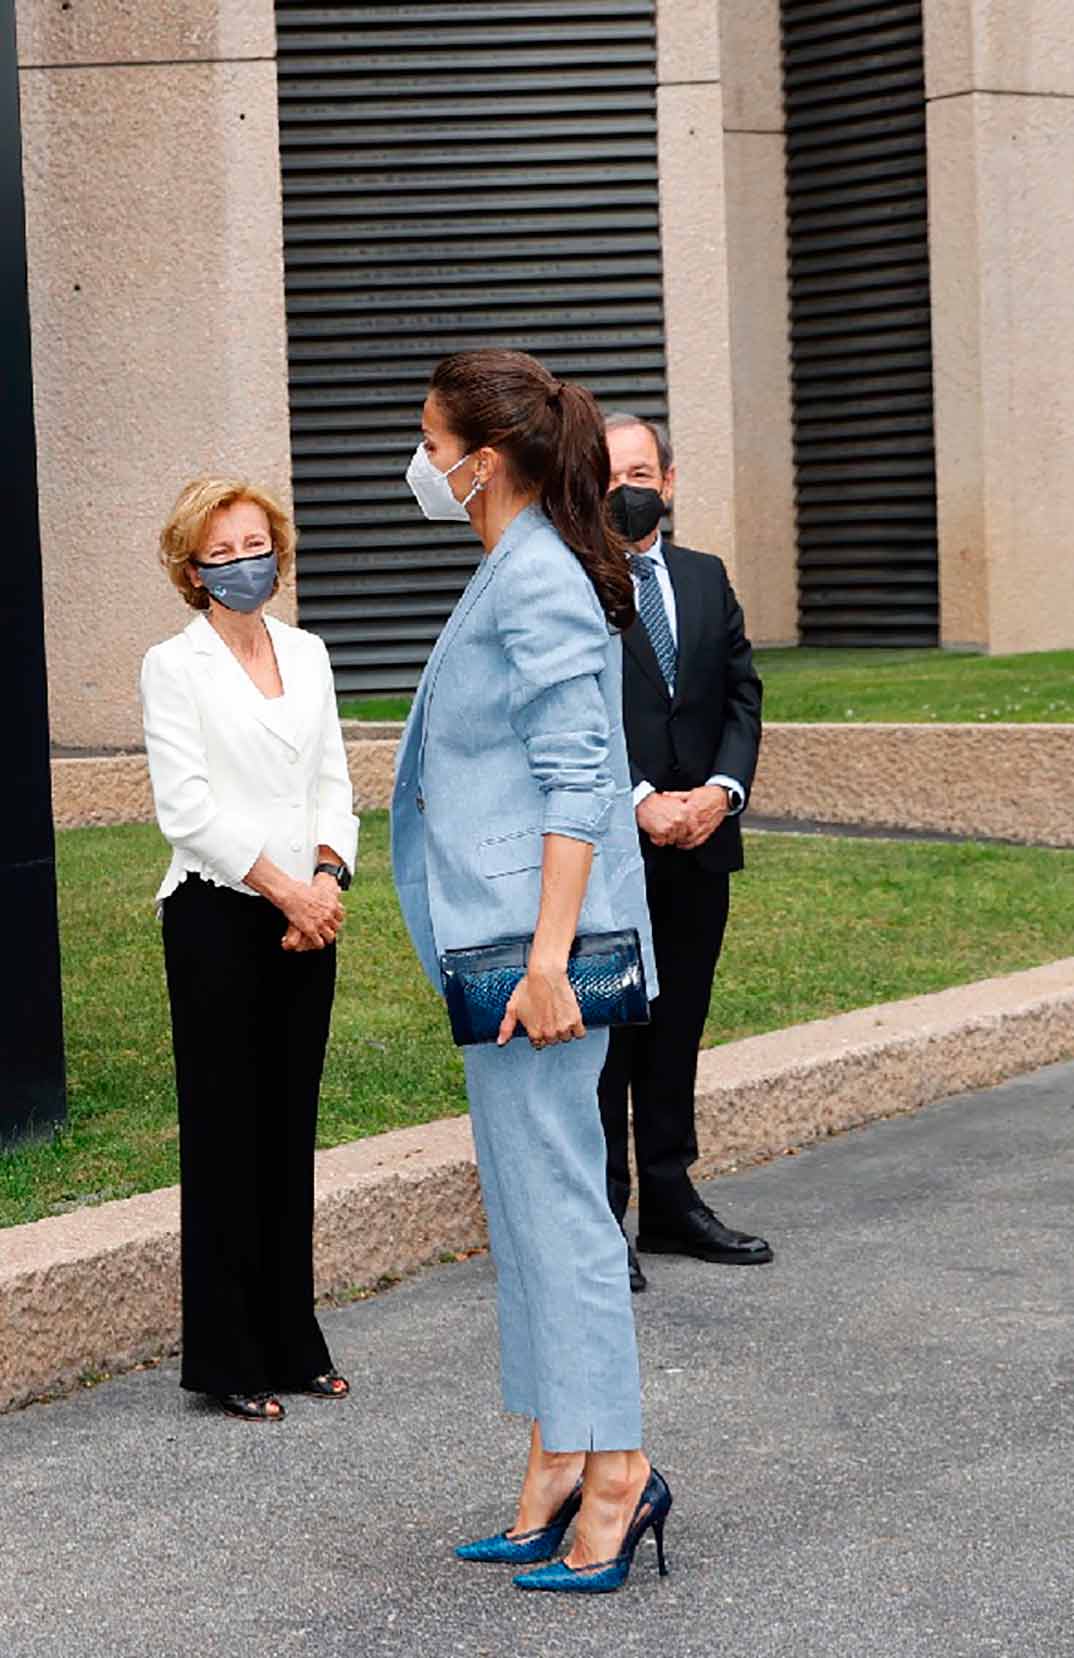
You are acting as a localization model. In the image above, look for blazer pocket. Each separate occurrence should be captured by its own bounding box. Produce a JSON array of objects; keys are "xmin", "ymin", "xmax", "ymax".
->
[
  {"xmin": 477, "ymin": 828, "xmax": 545, "ymax": 878},
  {"xmin": 477, "ymin": 826, "xmax": 604, "ymax": 878}
]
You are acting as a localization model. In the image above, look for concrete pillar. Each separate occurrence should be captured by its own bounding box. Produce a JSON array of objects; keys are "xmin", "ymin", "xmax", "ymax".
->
[
  {"xmin": 656, "ymin": 2, "xmax": 734, "ymax": 564},
  {"xmin": 925, "ymin": 0, "xmax": 1074, "ymax": 653},
  {"xmin": 15, "ymin": 0, "xmax": 293, "ymax": 751},
  {"xmin": 656, "ymin": 0, "xmax": 796, "ymax": 644},
  {"xmin": 719, "ymin": 0, "xmax": 797, "ymax": 645}
]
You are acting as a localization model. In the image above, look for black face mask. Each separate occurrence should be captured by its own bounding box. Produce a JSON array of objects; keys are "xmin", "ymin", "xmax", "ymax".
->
[{"xmin": 608, "ymin": 484, "xmax": 666, "ymax": 544}]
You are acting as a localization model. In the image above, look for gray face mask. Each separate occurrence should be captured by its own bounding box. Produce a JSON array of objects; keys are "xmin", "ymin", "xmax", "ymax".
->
[{"xmin": 193, "ymin": 549, "xmax": 278, "ymax": 613}]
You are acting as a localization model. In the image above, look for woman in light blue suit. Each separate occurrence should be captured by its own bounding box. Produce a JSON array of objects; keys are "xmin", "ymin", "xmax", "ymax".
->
[{"xmin": 392, "ymin": 349, "xmax": 672, "ymax": 1594}]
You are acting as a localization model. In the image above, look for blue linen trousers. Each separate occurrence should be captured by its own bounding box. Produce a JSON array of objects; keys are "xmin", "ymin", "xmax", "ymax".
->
[
  {"xmin": 391, "ymin": 505, "xmax": 656, "ymax": 1453},
  {"xmin": 464, "ymin": 1028, "xmax": 642, "ymax": 1451}
]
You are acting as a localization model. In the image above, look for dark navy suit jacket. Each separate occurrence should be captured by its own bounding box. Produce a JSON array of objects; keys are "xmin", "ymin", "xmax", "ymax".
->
[{"xmin": 622, "ymin": 540, "xmax": 763, "ymax": 874}]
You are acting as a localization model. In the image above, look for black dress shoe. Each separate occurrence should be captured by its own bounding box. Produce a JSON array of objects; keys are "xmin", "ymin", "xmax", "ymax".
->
[
  {"xmin": 637, "ymin": 1199, "xmax": 773, "ymax": 1265},
  {"xmin": 626, "ymin": 1240, "xmax": 648, "ymax": 1294}
]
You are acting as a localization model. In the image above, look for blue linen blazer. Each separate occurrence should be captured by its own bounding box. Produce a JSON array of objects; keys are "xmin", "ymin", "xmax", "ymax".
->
[{"xmin": 391, "ymin": 504, "xmax": 657, "ymax": 1002}]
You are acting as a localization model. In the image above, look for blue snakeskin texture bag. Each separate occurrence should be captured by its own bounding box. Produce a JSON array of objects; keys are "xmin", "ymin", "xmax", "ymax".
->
[{"xmin": 440, "ymin": 928, "xmax": 650, "ymax": 1047}]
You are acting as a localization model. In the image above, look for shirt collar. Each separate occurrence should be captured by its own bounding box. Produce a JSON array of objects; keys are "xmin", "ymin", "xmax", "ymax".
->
[{"xmin": 632, "ymin": 532, "xmax": 664, "ymax": 570}]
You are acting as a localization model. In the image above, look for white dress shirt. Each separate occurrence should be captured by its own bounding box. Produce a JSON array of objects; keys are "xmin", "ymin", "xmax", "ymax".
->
[
  {"xmin": 141, "ymin": 613, "xmax": 359, "ymax": 908},
  {"xmin": 629, "ymin": 534, "xmax": 746, "ymax": 813}
]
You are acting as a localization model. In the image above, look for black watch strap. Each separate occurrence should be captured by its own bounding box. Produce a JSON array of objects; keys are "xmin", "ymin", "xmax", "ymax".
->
[{"xmin": 314, "ymin": 860, "xmax": 351, "ymax": 891}]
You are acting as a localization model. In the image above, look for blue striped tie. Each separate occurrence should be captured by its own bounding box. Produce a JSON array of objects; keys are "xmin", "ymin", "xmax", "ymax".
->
[{"xmin": 629, "ymin": 553, "xmax": 677, "ymax": 692}]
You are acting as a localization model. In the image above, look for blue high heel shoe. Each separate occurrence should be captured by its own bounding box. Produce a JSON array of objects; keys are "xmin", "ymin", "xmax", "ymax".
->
[
  {"xmin": 513, "ymin": 1467, "xmax": 672, "ymax": 1593},
  {"xmin": 455, "ymin": 1481, "xmax": 583, "ymax": 1564}
]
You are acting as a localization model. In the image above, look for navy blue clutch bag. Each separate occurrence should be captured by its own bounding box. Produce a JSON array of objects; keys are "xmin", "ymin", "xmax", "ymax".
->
[{"xmin": 440, "ymin": 928, "xmax": 650, "ymax": 1048}]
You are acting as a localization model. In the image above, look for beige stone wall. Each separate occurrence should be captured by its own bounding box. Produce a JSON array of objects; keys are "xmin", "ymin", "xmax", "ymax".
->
[
  {"xmin": 52, "ymin": 723, "xmax": 1074, "ymax": 848},
  {"xmin": 925, "ymin": 0, "xmax": 1074, "ymax": 653},
  {"xmin": 750, "ymin": 722, "xmax": 1074, "ymax": 846},
  {"xmin": 16, "ymin": 0, "xmax": 293, "ymax": 752},
  {"xmin": 50, "ymin": 737, "xmax": 397, "ymax": 830},
  {"xmin": 655, "ymin": 0, "xmax": 797, "ymax": 645}
]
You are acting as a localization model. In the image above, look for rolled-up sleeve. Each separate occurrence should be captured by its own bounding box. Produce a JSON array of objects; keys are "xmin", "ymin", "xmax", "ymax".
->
[
  {"xmin": 496, "ymin": 544, "xmax": 615, "ymax": 844},
  {"xmin": 313, "ymin": 641, "xmax": 360, "ymax": 871},
  {"xmin": 140, "ymin": 647, "xmax": 265, "ymax": 884}
]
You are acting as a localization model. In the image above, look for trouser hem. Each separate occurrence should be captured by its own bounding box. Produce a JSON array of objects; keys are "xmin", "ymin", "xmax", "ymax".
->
[
  {"xmin": 536, "ymin": 1410, "xmax": 644, "ymax": 1454},
  {"xmin": 180, "ymin": 1376, "xmax": 276, "ymax": 1398}
]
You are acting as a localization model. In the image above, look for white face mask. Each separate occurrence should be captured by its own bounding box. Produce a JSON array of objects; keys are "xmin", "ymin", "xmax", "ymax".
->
[{"xmin": 405, "ymin": 443, "xmax": 483, "ymax": 522}]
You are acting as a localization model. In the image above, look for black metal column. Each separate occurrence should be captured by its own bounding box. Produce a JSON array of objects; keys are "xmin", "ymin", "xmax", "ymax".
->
[{"xmin": 0, "ymin": 0, "xmax": 66, "ymax": 1147}]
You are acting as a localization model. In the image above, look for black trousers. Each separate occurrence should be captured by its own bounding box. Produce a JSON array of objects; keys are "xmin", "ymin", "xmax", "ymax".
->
[
  {"xmin": 162, "ymin": 876, "xmax": 335, "ymax": 1395},
  {"xmin": 598, "ymin": 857, "xmax": 730, "ymax": 1228}
]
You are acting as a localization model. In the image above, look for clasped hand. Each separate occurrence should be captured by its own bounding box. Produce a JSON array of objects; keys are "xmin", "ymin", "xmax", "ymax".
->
[
  {"xmin": 280, "ymin": 873, "xmax": 345, "ymax": 952},
  {"xmin": 636, "ymin": 784, "xmax": 730, "ymax": 850},
  {"xmin": 498, "ymin": 961, "xmax": 585, "ymax": 1049}
]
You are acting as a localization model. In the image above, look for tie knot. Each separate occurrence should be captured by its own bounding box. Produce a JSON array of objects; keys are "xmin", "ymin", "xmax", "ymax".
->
[{"xmin": 629, "ymin": 553, "xmax": 655, "ymax": 581}]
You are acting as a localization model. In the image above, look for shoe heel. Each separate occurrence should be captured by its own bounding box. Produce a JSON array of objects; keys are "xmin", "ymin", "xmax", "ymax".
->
[{"xmin": 653, "ymin": 1514, "xmax": 669, "ymax": 1577}]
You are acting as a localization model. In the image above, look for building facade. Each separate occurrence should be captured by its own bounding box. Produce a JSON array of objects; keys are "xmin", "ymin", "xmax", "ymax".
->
[{"xmin": 16, "ymin": 0, "xmax": 1074, "ymax": 749}]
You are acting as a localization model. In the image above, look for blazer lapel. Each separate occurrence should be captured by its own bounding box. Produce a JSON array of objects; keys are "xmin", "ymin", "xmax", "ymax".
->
[
  {"xmin": 424, "ymin": 554, "xmax": 494, "ymax": 684},
  {"xmin": 188, "ymin": 614, "xmax": 300, "ymax": 752},
  {"xmin": 622, "ymin": 618, "xmax": 671, "ymax": 701},
  {"xmin": 664, "ymin": 543, "xmax": 704, "ymax": 710},
  {"xmin": 421, "ymin": 504, "xmax": 544, "ymax": 708},
  {"xmin": 262, "ymin": 617, "xmax": 305, "ymax": 749}
]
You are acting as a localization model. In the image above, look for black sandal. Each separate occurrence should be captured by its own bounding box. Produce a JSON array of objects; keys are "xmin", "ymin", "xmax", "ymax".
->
[
  {"xmin": 302, "ymin": 1370, "xmax": 350, "ymax": 1399},
  {"xmin": 216, "ymin": 1392, "xmax": 285, "ymax": 1421}
]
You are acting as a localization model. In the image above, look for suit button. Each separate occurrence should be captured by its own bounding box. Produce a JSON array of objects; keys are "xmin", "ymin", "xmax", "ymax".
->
[
  {"xmin": 288, "ymin": 753, "xmax": 298, "ymax": 765},
  {"xmin": 290, "ymin": 839, "xmax": 302, "ymax": 852}
]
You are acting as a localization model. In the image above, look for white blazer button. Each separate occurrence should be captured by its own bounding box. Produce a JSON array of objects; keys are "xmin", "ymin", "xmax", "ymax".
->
[
  {"xmin": 288, "ymin": 753, "xmax": 298, "ymax": 765},
  {"xmin": 290, "ymin": 839, "xmax": 302, "ymax": 852}
]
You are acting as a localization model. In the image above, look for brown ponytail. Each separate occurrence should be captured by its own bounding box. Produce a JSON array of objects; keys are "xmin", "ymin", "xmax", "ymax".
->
[{"xmin": 429, "ymin": 349, "xmax": 636, "ymax": 628}]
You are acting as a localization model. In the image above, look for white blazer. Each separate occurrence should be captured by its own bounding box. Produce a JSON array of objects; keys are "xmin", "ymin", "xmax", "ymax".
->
[{"xmin": 141, "ymin": 613, "xmax": 359, "ymax": 906}]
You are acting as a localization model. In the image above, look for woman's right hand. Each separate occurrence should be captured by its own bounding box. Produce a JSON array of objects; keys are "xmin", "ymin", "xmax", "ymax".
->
[
  {"xmin": 498, "ymin": 961, "xmax": 585, "ymax": 1048},
  {"xmin": 280, "ymin": 879, "xmax": 344, "ymax": 950}
]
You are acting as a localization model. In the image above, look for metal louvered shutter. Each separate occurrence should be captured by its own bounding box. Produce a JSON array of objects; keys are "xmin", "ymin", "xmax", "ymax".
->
[
  {"xmin": 274, "ymin": 2, "xmax": 667, "ymax": 695},
  {"xmin": 780, "ymin": 0, "xmax": 939, "ymax": 647}
]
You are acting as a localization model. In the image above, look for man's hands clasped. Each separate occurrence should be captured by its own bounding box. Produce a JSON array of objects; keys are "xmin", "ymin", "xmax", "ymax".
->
[
  {"xmin": 635, "ymin": 784, "xmax": 730, "ymax": 851},
  {"xmin": 281, "ymin": 871, "xmax": 346, "ymax": 952}
]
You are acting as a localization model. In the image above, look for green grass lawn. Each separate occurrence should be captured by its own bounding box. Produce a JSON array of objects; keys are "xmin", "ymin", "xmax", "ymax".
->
[
  {"xmin": 2, "ymin": 815, "xmax": 1073, "ymax": 1230},
  {"xmin": 338, "ymin": 694, "xmax": 412, "ymax": 722},
  {"xmin": 339, "ymin": 646, "xmax": 1074, "ymax": 726},
  {"xmin": 757, "ymin": 647, "xmax": 1074, "ymax": 723}
]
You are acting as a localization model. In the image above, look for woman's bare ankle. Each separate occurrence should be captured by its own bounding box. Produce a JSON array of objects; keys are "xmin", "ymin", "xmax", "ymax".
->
[
  {"xmin": 511, "ymin": 1450, "xmax": 584, "ymax": 1534},
  {"xmin": 582, "ymin": 1449, "xmax": 649, "ymax": 1504},
  {"xmin": 538, "ymin": 1449, "xmax": 583, "ymax": 1478},
  {"xmin": 564, "ymin": 1452, "xmax": 651, "ymax": 1568}
]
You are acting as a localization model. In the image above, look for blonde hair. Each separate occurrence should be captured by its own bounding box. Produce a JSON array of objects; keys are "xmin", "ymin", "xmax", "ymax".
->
[{"xmin": 159, "ymin": 476, "xmax": 297, "ymax": 610}]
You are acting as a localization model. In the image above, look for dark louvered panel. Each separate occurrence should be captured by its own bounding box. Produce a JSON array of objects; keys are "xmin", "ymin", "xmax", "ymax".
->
[
  {"xmin": 276, "ymin": 1, "xmax": 667, "ymax": 694},
  {"xmin": 780, "ymin": 0, "xmax": 939, "ymax": 647}
]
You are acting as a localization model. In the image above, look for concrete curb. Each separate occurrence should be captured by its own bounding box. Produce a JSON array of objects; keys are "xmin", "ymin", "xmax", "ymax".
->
[
  {"xmin": 690, "ymin": 955, "xmax": 1074, "ymax": 1176},
  {"xmin": 52, "ymin": 721, "xmax": 1074, "ymax": 844},
  {"xmin": 3, "ymin": 958, "xmax": 1074, "ymax": 1413},
  {"xmin": 0, "ymin": 1115, "xmax": 486, "ymax": 1414}
]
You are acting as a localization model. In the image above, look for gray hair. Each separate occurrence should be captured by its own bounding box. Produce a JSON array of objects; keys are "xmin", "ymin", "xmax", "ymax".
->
[{"xmin": 604, "ymin": 411, "xmax": 674, "ymax": 474}]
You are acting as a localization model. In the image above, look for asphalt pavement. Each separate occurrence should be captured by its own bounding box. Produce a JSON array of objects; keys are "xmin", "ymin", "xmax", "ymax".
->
[{"xmin": 2, "ymin": 1061, "xmax": 1072, "ymax": 1658}]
